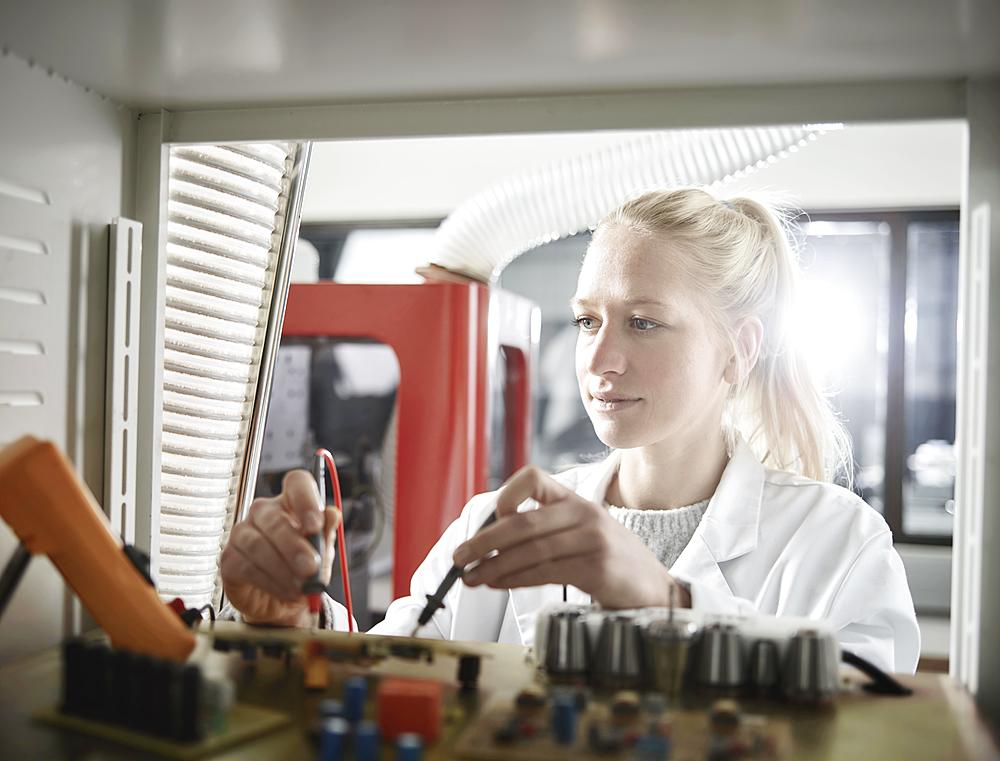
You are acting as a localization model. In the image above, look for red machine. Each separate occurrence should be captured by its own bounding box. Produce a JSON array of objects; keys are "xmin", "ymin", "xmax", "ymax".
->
[{"xmin": 281, "ymin": 279, "xmax": 539, "ymax": 597}]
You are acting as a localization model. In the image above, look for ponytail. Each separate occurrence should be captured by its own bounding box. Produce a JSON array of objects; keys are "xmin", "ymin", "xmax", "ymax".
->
[{"xmin": 603, "ymin": 189, "xmax": 853, "ymax": 484}]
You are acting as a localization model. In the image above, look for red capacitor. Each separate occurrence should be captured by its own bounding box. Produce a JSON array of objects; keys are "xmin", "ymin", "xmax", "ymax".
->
[{"xmin": 376, "ymin": 678, "xmax": 444, "ymax": 742}]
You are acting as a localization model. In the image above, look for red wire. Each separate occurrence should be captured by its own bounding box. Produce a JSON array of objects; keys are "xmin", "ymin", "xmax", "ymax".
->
[{"xmin": 317, "ymin": 448, "xmax": 355, "ymax": 633}]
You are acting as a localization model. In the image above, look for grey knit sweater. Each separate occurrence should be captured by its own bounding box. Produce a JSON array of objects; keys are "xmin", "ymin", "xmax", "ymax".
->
[{"xmin": 606, "ymin": 498, "xmax": 710, "ymax": 570}]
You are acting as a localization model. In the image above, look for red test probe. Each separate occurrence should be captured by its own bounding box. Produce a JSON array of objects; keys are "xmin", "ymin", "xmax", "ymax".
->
[{"xmin": 306, "ymin": 449, "xmax": 354, "ymax": 632}]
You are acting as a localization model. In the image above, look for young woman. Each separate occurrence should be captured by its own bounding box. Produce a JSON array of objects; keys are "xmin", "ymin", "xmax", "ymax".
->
[{"xmin": 219, "ymin": 188, "xmax": 920, "ymax": 674}]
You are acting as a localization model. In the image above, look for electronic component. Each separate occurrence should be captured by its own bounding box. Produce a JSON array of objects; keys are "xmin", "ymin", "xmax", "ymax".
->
[
  {"xmin": 320, "ymin": 716, "xmax": 350, "ymax": 761},
  {"xmin": 457, "ymin": 654, "xmax": 481, "ymax": 692},
  {"xmin": 377, "ymin": 678, "xmax": 444, "ymax": 742},
  {"xmin": 593, "ymin": 615, "xmax": 644, "ymax": 689},
  {"xmin": 343, "ymin": 676, "xmax": 368, "ymax": 723}
]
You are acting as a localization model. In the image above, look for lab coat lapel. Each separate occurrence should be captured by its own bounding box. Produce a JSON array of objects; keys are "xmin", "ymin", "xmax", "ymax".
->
[
  {"xmin": 509, "ymin": 452, "xmax": 620, "ymax": 646},
  {"xmin": 670, "ymin": 438, "xmax": 764, "ymax": 596}
]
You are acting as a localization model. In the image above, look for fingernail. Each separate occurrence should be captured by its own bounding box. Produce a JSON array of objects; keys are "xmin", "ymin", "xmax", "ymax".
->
[
  {"xmin": 453, "ymin": 546, "xmax": 470, "ymax": 566},
  {"xmin": 294, "ymin": 552, "xmax": 317, "ymax": 576}
]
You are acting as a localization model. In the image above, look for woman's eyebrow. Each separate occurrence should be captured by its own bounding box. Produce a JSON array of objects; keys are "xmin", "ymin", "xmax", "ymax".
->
[{"xmin": 570, "ymin": 297, "xmax": 672, "ymax": 309}]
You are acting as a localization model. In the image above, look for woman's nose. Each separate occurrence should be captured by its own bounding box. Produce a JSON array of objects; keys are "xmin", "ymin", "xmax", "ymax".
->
[{"xmin": 583, "ymin": 327, "xmax": 627, "ymax": 377}]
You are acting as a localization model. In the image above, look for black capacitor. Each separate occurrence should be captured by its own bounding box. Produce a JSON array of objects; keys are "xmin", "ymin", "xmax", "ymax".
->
[
  {"xmin": 109, "ymin": 649, "xmax": 136, "ymax": 725},
  {"xmin": 79, "ymin": 642, "xmax": 108, "ymax": 720},
  {"xmin": 544, "ymin": 610, "xmax": 591, "ymax": 681},
  {"xmin": 149, "ymin": 659, "xmax": 174, "ymax": 737},
  {"xmin": 694, "ymin": 623, "xmax": 746, "ymax": 691},
  {"xmin": 130, "ymin": 655, "xmax": 156, "ymax": 733},
  {"xmin": 457, "ymin": 654, "xmax": 481, "ymax": 692},
  {"xmin": 593, "ymin": 616, "xmax": 644, "ymax": 690},
  {"xmin": 60, "ymin": 638, "xmax": 86, "ymax": 716},
  {"xmin": 94, "ymin": 646, "xmax": 116, "ymax": 723},
  {"xmin": 783, "ymin": 629, "xmax": 838, "ymax": 703},
  {"xmin": 746, "ymin": 639, "xmax": 781, "ymax": 698},
  {"xmin": 179, "ymin": 664, "xmax": 204, "ymax": 742}
]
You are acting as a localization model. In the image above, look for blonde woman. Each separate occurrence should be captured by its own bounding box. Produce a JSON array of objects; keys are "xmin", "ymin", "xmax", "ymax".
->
[{"xmin": 220, "ymin": 188, "xmax": 920, "ymax": 674}]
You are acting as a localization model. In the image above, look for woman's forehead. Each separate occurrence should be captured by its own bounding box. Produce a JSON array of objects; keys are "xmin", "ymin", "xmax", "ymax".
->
[{"xmin": 576, "ymin": 225, "xmax": 693, "ymax": 298}]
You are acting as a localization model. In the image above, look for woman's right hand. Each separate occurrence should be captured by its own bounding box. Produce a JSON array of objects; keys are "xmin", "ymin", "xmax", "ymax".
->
[{"xmin": 219, "ymin": 470, "xmax": 339, "ymax": 627}]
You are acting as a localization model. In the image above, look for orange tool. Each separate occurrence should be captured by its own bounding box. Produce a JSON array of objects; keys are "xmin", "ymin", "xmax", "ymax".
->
[{"xmin": 0, "ymin": 436, "xmax": 195, "ymax": 661}]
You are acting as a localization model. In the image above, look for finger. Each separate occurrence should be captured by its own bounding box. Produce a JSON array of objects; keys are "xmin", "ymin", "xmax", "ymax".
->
[
  {"xmin": 250, "ymin": 499, "xmax": 321, "ymax": 580},
  {"xmin": 221, "ymin": 539, "xmax": 301, "ymax": 603},
  {"xmin": 453, "ymin": 497, "xmax": 585, "ymax": 566},
  {"xmin": 489, "ymin": 553, "xmax": 602, "ymax": 591},
  {"xmin": 228, "ymin": 522, "xmax": 302, "ymax": 599},
  {"xmin": 318, "ymin": 507, "xmax": 341, "ymax": 582},
  {"xmin": 494, "ymin": 465, "xmax": 571, "ymax": 518},
  {"xmin": 463, "ymin": 525, "xmax": 603, "ymax": 586},
  {"xmin": 280, "ymin": 469, "xmax": 325, "ymax": 534}
]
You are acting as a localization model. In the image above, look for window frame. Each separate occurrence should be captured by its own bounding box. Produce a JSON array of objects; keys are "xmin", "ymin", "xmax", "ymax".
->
[{"xmin": 805, "ymin": 208, "xmax": 959, "ymax": 547}]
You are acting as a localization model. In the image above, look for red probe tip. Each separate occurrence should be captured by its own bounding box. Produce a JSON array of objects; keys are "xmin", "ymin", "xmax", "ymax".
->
[{"xmin": 307, "ymin": 593, "xmax": 322, "ymax": 614}]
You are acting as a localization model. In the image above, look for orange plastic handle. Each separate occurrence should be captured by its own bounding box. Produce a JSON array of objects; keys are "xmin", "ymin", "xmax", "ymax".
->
[{"xmin": 0, "ymin": 437, "xmax": 195, "ymax": 661}]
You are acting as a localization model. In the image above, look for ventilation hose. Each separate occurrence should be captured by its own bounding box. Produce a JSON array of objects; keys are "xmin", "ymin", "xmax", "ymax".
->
[{"xmin": 427, "ymin": 125, "xmax": 840, "ymax": 283}]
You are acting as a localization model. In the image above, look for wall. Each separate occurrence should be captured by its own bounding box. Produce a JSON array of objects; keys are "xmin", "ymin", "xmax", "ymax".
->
[
  {"xmin": 0, "ymin": 50, "xmax": 136, "ymax": 664},
  {"xmin": 963, "ymin": 78, "xmax": 1000, "ymax": 726}
]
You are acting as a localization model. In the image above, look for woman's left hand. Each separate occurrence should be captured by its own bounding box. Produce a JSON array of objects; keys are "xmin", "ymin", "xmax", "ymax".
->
[{"xmin": 452, "ymin": 465, "xmax": 690, "ymax": 609}]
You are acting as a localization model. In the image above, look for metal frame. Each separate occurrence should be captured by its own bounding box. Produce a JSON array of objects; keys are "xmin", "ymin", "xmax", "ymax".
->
[
  {"xmin": 160, "ymin": 79, "xmax": 965, "ymax": 144},
  {"xmin": 235, "ymin": 142, "xmax": 314, "ymax": 526}
]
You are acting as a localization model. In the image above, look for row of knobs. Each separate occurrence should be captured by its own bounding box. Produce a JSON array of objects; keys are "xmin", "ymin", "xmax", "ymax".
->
[{"xmin": 543, "ymin": 612, "xmax": 838, "ymax": 702}]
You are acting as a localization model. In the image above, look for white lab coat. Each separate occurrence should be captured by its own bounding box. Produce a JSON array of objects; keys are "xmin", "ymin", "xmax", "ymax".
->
[{"xmin": 329, "ymin": 439, "xmax": 921, "ymax": 674}]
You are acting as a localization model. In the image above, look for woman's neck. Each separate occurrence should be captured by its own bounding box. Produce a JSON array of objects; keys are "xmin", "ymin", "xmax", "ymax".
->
[{"xmin": 607, "ymin": 432, "xmax": 729, "ymax": 510}]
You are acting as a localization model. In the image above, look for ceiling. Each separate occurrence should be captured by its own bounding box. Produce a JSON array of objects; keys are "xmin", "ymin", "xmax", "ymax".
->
[{"xmin": 1, "ymin": 0, "xmax": 998, "ymax": 110}]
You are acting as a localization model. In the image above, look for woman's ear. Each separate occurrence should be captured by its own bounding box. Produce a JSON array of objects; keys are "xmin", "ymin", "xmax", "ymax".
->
[{"xmin": 724, "ymin": 317, "xmax": 764, "ymax": 385}]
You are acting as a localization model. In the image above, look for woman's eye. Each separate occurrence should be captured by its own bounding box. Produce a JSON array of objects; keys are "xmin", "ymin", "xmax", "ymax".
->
[
  {"xmin": 572, "ymin": 316, "xmax": 597, "ymax": 331},
  {"xmin": 631, "ymin": 317, "xmax": 658, "ymax": 331}
]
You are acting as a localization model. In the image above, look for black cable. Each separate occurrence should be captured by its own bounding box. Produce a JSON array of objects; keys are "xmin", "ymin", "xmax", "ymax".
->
[
  {"xmin": 199, "ymin": 604, "xmax": 216, "ymax": 624},
  {"xmin": 0, "ymin": 543, "xmax": 31, "ymax": 622},
  {"xmin": 841, "ymin": 650, "xmax": 914, "ymax": 696}
]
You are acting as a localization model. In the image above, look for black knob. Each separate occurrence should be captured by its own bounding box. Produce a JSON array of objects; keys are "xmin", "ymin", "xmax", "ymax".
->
[
  {"xmin": 544, "ymin": 611, "xmax": 591, "ymax": 681},
  {"xmin": 593, "ymin": 616, "xmax": 644, "ymax": 689}
]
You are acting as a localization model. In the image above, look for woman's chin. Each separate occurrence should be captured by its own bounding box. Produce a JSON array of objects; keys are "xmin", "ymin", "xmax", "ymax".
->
[{"xmin": 590, "ymin": 421, "xmax": 650, "ymax": 451}]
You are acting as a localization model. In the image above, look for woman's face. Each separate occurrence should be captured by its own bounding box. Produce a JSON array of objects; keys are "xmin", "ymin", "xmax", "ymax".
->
[{"xmin": 573, "ymin": 224, "xmax": 732, "ymax": 451}]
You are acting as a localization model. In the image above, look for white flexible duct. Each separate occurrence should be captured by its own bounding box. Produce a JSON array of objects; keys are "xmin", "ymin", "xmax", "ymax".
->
[{"xmin": 428, "ymin": 125, "xmax": 840, "ymax": 283}]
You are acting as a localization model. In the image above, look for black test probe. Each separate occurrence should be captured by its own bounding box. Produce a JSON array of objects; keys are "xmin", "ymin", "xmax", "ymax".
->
[{"xmin": 409, "ymin": 509, "xmax": 499, "ymax": 637}]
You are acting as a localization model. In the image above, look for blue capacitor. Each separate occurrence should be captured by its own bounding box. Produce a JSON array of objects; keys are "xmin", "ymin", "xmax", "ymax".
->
[
  {"xmin": 318, "ymin": 698, "xmax": 344, "ymax": 719},
  {"xmin": 633, "ymin": 733, "xmax": 672, "ymax": 761},
  {"xmin": 396, "ymin": 732, "xmax": 423, "ymax": 761},
  {"xmin": 552, "ymin": 692, "xmax": 578, "ymax": 745},
  {"xmin": 354, "ymin": 720, "xmax": 380, "ymax": 761},
  {"xmin": 320, "ymin": 717, "xmax": 350, "ymax": 761},
  {"xmin": 343, "ymin": 676, "xmax": 368, "ymax": 723}
]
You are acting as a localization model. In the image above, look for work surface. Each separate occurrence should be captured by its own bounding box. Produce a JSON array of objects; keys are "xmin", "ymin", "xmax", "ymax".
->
[{"xmin": 0, "ymin": 626, "xmax": 997, "ymax": 761}]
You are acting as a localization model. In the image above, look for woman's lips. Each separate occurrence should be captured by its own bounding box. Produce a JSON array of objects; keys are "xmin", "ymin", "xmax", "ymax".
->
[{"xmin": 590, "ymin": 396, "xmax": 641, "ymax": 412}]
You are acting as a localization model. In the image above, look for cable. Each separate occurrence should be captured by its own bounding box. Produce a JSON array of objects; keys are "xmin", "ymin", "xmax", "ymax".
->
[
  {"xmin": 841, "ymin": 650, "xmax": 913, "ymax": 696},
  {"xmin": 317, "ymin": 448, "xmax": 355, "ymax": 632}
]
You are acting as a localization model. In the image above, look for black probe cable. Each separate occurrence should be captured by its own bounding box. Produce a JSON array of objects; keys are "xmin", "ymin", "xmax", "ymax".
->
[{"xmin": 841, "ymin": 650, "xmax": 914, "ymax": 696}]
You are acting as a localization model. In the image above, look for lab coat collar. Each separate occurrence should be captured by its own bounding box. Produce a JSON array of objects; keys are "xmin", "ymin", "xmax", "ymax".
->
[
  {"xmin": 572, "ymin": 437, "xmax": 764, "ymax": 562},
  {"xmin": 509, "ymin": 438, "xmax": 765, "ymax": 645}
]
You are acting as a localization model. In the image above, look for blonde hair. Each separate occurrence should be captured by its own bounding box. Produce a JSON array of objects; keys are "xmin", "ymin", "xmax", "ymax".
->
[{"xmin": 599, "ymin": 187, "xmax": 853, "ymax": 485}]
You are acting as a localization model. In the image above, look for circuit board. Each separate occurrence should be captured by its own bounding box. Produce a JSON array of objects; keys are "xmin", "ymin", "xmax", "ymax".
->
[{"xmin": 0, "ymin": 621, "xmax": 990, "ymax": 761}]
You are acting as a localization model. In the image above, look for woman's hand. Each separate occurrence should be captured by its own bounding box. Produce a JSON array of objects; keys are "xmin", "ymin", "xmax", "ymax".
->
[
  {"xmin": 219, "ymin": 470, "xmax": 340, "ymax": 627},
  {"xmin": 452, "ymin": 466, "xmax": 690, "ymax": 609}
]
